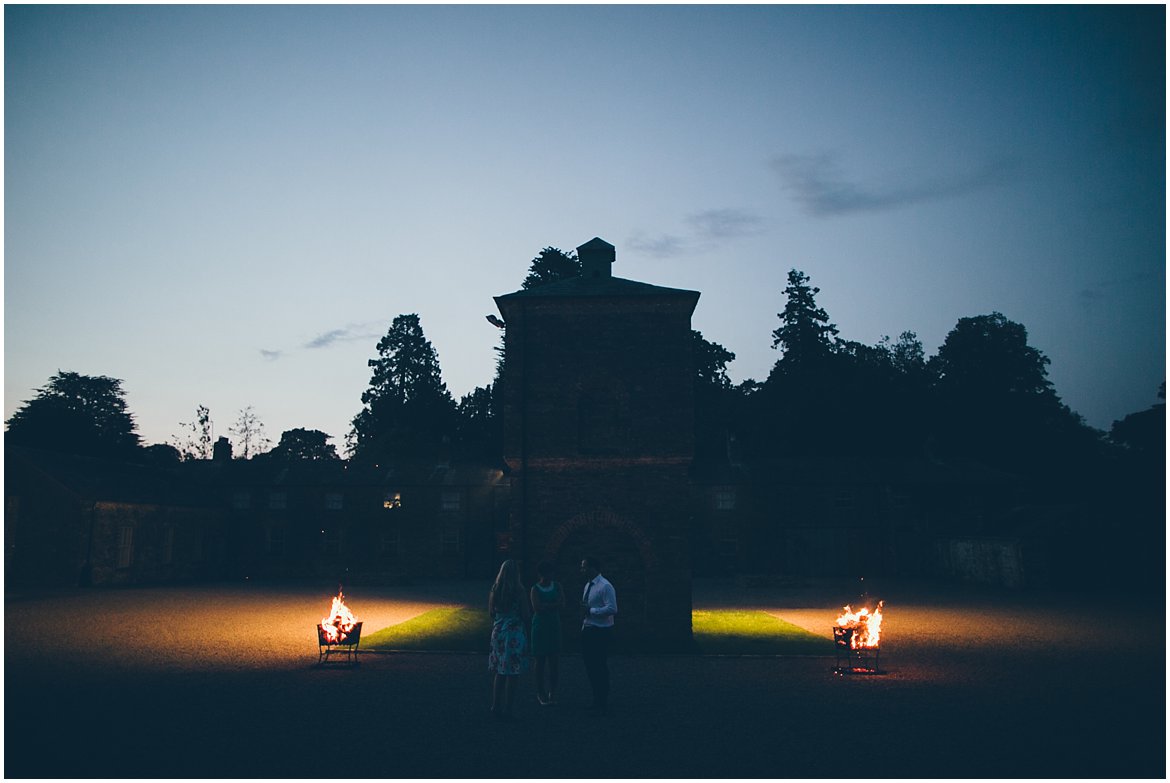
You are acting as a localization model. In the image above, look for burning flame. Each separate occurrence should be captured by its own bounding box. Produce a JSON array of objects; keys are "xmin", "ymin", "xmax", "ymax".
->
[
  {"xmin": 836, "ymin": 601, "xmax": 883, "ymax": 649},
  {"xmin": 320, "ymin": 590, "xmax": 357, "ymax": 644}
]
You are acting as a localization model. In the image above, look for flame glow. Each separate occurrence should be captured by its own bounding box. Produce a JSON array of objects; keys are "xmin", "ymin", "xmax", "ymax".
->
[
  {"xmin": 835, "ymin": 601, "xmax": 883, "ymax": 649},
  {"xmin": 320, "ymin": 591, "xmax": 357, "ymax": 644}
]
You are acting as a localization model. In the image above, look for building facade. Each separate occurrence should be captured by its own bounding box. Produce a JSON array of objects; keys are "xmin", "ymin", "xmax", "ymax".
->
[{"xmin": 494, "ymin": 237, "xmax": 700, "ymax": 650}]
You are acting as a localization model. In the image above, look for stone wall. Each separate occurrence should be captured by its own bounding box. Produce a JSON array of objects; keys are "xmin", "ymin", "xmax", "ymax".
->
[
  {"xmin": 495, "ymin": 254, "xmax": 699, "ymax": 650},
  {"xmin": 89, "ymin": 501, "xmax": 225, "ymax": 585}
]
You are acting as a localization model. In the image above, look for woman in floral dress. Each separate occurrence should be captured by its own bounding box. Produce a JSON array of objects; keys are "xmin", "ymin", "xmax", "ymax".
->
[{"xmin": 488, "ymin": 559, "xmax": 530, "ymax": 720}]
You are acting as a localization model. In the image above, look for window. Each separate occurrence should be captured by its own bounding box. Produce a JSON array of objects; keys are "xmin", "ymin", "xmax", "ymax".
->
[
  {"xmin": 383, "ymin": 492, "xmax": 402, "ymax": 510},
  {"xmin": 231, "ymin": 491, "xmax": 251, "ymax": 510},
  {"xmin": 116, "ymin": 526, "xmax": 134, "ymax": 569},
  {"xmin": 268, "ymin": 492, "xmax": 287, "ymax": 510},
  {"xmin": 380, "ymin": 529, "xmax": 399, "ymax": 559},
  {"xmin": 321, "ymin": 527, "xmax": 341, "ymax": 556},
  {"xmin": 441, "ymin": 491, "xmax": 462, "ymax": 513},
  {"xmin": 325, "ymin": 493, "xmax": 344, "ymax": 511},
  {"xmin": 440, "ymin": 528, "xmax": 460, "ymax": 556},
  {"xmin": 715, "ymin": 489, "xmax": 737, "ymax": 511},
  {"xmin": 161, "ymin": 526, "xmax": 175, "ymax": 565},
  {"xmin": 266, "ymin": 525, "xmax": 285, "ymax": 556},
  {"xmin": 719, "ymin": 537, "xmax": 738, "ymax": 559}
]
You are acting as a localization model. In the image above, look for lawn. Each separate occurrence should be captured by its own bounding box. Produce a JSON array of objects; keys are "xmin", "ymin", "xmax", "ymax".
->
[
  {"xmin": 361, "ymin": 607, "xmax": 490, "ymax": 652},
  {"xmin": 361, "ymin": 607, "xmax": 834, "ymax": 656},
  {"xmin": 691, "ymin": 610, "xmax": 834, "ymax": 655}
]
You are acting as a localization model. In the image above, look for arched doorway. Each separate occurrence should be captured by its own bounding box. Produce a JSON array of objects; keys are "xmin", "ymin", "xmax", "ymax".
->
[{"xmin": 542, "ymin": 508, "xmax": 659, "ymax": 652}]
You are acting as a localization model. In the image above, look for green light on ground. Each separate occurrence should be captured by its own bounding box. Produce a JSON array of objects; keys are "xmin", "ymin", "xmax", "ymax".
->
[{"xmin": 361, "ymin": 607, "xmax": 833, "ymax": 656}]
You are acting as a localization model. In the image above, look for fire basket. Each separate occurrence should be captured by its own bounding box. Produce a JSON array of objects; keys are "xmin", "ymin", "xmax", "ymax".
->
[
  {"xmin": 317, "ymin": 620, "xmax": 363, "ymax": 666},
  {"xmin": 316, "ymin": 590, "xmax": 362, "ymax": 667},
  {"xmin": 833, "ymin": 602, "xmax": 883, "ymax": 675}
]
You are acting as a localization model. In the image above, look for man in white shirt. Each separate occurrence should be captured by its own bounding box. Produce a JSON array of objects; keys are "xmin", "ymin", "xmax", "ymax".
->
[{"xmin": 579, "ymin": 556, "xmax": 617, "ymax": 713}]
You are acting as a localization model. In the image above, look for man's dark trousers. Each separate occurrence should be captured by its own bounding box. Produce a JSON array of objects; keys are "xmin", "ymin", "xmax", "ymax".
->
[{"xmin": 581, "ymin": 625, "xmax": 612, "ymax": 708}]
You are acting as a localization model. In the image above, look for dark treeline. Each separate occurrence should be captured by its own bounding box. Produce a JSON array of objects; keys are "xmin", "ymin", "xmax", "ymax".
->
[
  {"xmin": 7, "ymin": 249, "xmax": 1165, "ymax": 497},
  {"xmin": 6, "ymin": 247, "xmax": 1164, "ymax": 590}
]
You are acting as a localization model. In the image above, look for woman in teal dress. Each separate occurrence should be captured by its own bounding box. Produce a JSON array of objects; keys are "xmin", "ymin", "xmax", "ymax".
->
[
  {"xmin": 488, "ymin": 559, "xmax": 530, "ymax": 720},
  {"xmin": 529, "ymin": 560, "xmax": 565, "ymax": 706}
]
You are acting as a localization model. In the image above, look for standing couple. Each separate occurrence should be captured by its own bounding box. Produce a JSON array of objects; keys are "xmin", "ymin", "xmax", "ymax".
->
[{"xmin": 488, "ymin": 556, "xmax": 617, "ymax": 720}]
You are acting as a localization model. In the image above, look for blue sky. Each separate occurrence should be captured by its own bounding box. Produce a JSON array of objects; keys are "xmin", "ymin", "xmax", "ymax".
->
[{"xmin": 4, "ymin": 5, "xmax": 1165, "ymax": 451}]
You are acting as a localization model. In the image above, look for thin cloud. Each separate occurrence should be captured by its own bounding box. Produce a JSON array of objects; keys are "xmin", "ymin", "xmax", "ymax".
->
[
  {"xmin": 629, "ymin": 208, "xmax": 765, "ymax": 258},
  {"xmin": 303, "ymin": 322, "xmax": 384, "ymax": 350},
  {"xmin": 259, "ymin": 321, "xmax": 385, "ymax": 361},
  {"xmin": 1079, "ymin": 270, "xmax": 1162, "ymax": 315},
  {"xmin": 305, "ymin": 329, "xmax": 349, "ymax": 349},
  {"xmin": 628, "ymin": 233, "xmax": 688, "ymax": 258},
  {"xmin": 772, "ymin": 152, "xmax": 1015, "ymax": 216},
  {"xmin": 1078, "ymin": 287, "xmax": 1105, "ymax": 312},
  {"xmin": 687, "ymin": 209, "xmax": 764, "ymax": 240}
]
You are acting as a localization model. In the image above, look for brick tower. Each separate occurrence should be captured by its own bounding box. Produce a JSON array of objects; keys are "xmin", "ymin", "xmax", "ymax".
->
[{"xmin": 493, "ymin": 237, "xmax": 700, "ymax": 650}]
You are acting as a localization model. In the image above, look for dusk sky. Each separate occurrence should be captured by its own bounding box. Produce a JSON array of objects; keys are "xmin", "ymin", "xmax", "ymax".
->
[{"xmin": 5, "ymin": 5, "xmax": 1165, "ymax": 452}]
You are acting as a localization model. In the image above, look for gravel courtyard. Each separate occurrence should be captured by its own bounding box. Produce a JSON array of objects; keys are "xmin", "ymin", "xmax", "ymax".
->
[{"xmin": 5, "ymin": 577, "xmax": 1165, "ymax": 778}]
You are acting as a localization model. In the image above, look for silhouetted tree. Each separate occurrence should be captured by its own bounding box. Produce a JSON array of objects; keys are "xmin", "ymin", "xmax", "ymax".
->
[
  {"xmin": 349, "ymin": 314, "xmax": 457, "ymax": 463},
  {"xmin": 930, "ymin": 313, "xmax": 1055, "ymax": 401},
  {"xmin": 927, "ymin": 312, "xmax": 1100, "ymax": 476},
  {"xmin": 455, "ymin": 385, "xmax": 499, "ymax": 459},
  {"xmin": 770, "ymin": 269, "xmax": 839, "ymax": 375},
  {"xmin": 487, "ymin": 245, "xmax": 584, "ymax": 417},
  {"xmin": 747, "ymin": 270, "xmax": 846, "ymax": 456},
  {"xmin": 5, "ymin": 371, "xmax": 141, "ymax": 458},
  {"xmin": 694, "ymin": 330, "xmax": 736, "ymax": 389},
  {"xmin": 141, "ymin": 442, "xmax": 183, "ymax": 466},
  {"xmin": 693, "ymin": 331, "xmax": 741, "ymax": 465},
  {"xmin": 883, "ymin": 331, "xmax": 928, "ymax": 379},
  {"xmin": 744, "ymin": 271, "xmax": 935, "ymax": 459},
  {"xmin": 266, "ymin": 428, "xmax": 340, "ymax": 461},
  {"xmin": 229, "ymin": 405, "xmax": 271, "ymax": 459},
  {"xmin": 489, "ymin": 246, "xmax": 583, "ymax": 386},
  {"xmin": 172, "ymin": 405, "xmax": 214, "ymax": 460},
  {"xmin": 1110, "ymin": 382, "xmax": 1165, "ymax": 455},
  {"xmin": 825, "ymin": 334, "xmax": 930, "ymax": 456},
  {"xmin": 522, "ymin": 247, "xmax": 580, "ymax": 290},
  {"xmin": 1102, "ymin": 383, "xmax": 1166, "ymax": 589}
]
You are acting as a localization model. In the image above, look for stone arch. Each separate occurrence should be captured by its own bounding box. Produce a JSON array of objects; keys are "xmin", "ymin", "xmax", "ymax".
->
[
  {"xmin": 541, "ymin": 508, "xmax": 659, "ymax": 646},
  {"xmin": 542, "ymin": 507, "xmax": 660, "ymax": 571}
]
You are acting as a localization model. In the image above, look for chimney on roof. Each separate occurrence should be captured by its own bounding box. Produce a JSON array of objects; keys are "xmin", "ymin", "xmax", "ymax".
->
[
  {"xmin": 577, "ymin": 237, "xmax": 615, "ymax": 279},
  {"xmin": 213, "ymin": 436, "xmax": 233, "ymax": 462}
]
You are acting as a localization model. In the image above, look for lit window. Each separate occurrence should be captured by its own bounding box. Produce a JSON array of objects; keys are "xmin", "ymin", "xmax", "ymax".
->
[
  {"xmin": 268, "ymin": 492, "xmax": 287, "ymax": 510},
  {"xmin": 441, "ymin": 491, "xmax": 462, "ymax": 512},
  {"xmin": 325, "ymin": 493, "xmax": 344, "ymax": 511},
  {"xmin": 383, "ymin": 492, "xmax": 402, "ymax": 510},
  {"xmin": 117, "ymin": 526, "xmax": 134, "ymax": 569}
]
